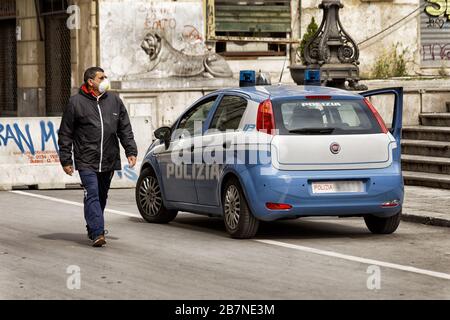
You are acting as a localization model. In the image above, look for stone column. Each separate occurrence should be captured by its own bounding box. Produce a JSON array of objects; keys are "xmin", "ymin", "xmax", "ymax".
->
[
  {"xmin": 16, "ymin": 0, "xmax": 46, "ymax": 116},
  {"xmin": 71, "ymin": 0, "xmax": 98, "ymax": 93}
]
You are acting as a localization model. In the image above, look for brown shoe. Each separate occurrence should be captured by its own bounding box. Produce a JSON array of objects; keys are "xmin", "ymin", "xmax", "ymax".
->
[{"xmin": 92, "ymin": 235, "xmax": 106, "ymax": 247}]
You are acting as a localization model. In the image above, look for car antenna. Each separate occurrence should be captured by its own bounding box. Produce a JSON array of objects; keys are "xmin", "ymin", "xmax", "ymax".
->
[{"xmin": 278, "ymin": 54, "xmax": 288, "ymax": 85}]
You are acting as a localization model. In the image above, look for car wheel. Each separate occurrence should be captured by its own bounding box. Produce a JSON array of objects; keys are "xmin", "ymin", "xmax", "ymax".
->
[
  {"xmin": 364, "ymin": 210, "xmax": 401, "ymax": 234},
  {"xmin": 136, "ymin": 167, "xmax": 177, "ymax": 223},
  {"xmin": 222, "ymin": 178, "xmax": 259, "ymax": 239}
]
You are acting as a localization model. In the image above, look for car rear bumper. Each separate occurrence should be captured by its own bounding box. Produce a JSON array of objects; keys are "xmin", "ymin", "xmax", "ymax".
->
[{"xmin": 239, "ymin": 163, "xmax": 404, "ymax": 221}]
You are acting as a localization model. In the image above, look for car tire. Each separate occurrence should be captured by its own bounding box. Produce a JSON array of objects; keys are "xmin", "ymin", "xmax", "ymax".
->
[
  {"xmin": 222, "ymin": 178, "xmax": 259, "ymax": 239},
  {"xmin": 136, "ymin": 167, "xmax": 177, "ymax": 223},
  {"xmin": 364, "ymin": 210, "xmax": 401, "ymax": 234}
]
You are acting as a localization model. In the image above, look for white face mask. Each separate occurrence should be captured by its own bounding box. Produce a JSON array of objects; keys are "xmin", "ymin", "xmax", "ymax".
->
[{"xmin": 98, "ymin": 78, "xmax": 111, "ymax": 93}]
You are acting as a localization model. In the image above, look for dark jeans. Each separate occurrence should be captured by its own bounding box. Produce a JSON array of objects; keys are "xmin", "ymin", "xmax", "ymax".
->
[{"xmin": 79, "ymin": 170, "xmax": 114, "ymax": 239}]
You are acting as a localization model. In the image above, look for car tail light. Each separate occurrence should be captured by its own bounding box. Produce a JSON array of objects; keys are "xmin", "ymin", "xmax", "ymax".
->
[
  {"xmin": 306, "ymin": 95, "xmax": 331, "ymax": 100},
  {"xmin": 257, "ymin": 99, "xmax": 276, "ymax": 135},
  {"xmin": 364, "ymin": 98, "xmax": 388, "ymax": 134},
  {"xmin": 381, "ymin": 200, "xmax": 400, "ymax": 208},
  {"xmin": 266, "ymin": 202, "xmax": 292, "ymax": 210}
]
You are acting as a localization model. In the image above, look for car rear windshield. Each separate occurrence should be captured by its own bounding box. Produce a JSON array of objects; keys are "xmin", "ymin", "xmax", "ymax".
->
[{"xmin": 272, "ymin": 99, "xmax": 383, "ymax": 135}]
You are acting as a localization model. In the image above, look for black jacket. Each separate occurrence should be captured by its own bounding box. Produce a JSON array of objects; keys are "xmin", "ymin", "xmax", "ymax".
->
[{"xmin": 58, "ymin": 86, "xmax": 138, "ymax": 172}]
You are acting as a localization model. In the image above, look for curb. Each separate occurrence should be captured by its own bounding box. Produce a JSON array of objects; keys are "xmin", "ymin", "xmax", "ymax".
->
[{"xmin": 402, "ymin": 213, "xmax": 450, "ymax": 228}]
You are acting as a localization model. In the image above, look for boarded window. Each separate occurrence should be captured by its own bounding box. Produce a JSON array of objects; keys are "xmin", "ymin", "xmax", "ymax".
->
[
  {"xmin": 0, "ymin": 17, "xmax": 17, "ymax": 117},
  {"xmin": 207, "ymin": 0, "xmax": 292, "ymax": 57},
  {"xmin": 39, "ymin": 0, "xmax": 69, "ymax": 15},
  {"xmin": 0, "ymin": 0, "xmax": 15, "ymax": 18},
  {"xmin": 215, "ymin": 0, "xmax": 291, "ymax": 34}
]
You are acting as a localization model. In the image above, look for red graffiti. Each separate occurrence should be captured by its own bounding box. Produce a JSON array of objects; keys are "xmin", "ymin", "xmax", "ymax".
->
[
  {"xmin": 422, "ymin": 43, "xmax": 450, "ymax": 61},
  {"xmin": 182, "ymin": 25, "xmax": 203, "ymax": 42},
  {"xmin": 144, "ymin": 9, "xmax": 177, "ymax": 31}
]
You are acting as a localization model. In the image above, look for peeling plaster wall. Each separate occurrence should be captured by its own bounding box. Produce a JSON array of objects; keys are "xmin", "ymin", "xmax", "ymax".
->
[{"xmin": 99, "ymin": 0, "xmax": 205, "ymax": 80}]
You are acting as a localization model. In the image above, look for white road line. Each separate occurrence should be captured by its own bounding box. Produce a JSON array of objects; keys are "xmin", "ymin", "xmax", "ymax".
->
[
  {"xmin": 255, "ymin": 239, "xmax": 450, "ymax": 281},
  {"xmin": 9, "ymin": 190, "xmax": 450, "ymax": 281},
  {"xmin": 10, "ymin": 190, "xmax": 139, "ymax": 218}
]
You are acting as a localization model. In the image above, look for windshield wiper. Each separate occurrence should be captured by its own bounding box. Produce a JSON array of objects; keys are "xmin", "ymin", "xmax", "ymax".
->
[{"xmin": 288, "ymin": 127, "xmax": 336, "ymax": 134}]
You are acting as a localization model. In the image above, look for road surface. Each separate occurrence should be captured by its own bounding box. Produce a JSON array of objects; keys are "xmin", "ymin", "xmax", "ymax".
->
[{"xmin": 0, "ymin": 188, "xmax": 449, "ymax": 299}]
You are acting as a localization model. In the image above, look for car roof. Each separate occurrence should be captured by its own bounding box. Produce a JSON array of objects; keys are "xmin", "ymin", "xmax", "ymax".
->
[{"xmin": 214, "ymin": 85, "xmax": 363, "ymax": 103}]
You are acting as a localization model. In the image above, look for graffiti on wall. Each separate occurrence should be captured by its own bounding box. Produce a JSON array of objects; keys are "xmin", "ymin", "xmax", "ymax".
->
[
  {"xmin": 0, "ymin": 120, "xmax": 59, "ymax": 164},
  {"xmin": 99, "ymin": 1, "xmax": 206, "ymax": 79},
  {"xmin": 425, "ymin": 0, "xmax": 450, "ymax": 20},
  {"xmin": 422, "ymin": 43, "xmax": 450, "ymax": 61},
  {"xmin": 424, "ymin": 0, "xmax": 450, "ymax": 30},
  {"xmin": 145, "ymin": 8, "xmax": 177, "ymax": 31},
  {"xmin": 0, "ymin": 118, "xmax": 138, "ymax": 183},
  {"xmin": 426, "ymin": 16, "xmax": 449, "ymax": 29},
  {"xmin": 421, "ymin": 1, "xmax": 450, "ymax": 64},
  {"xmin": 143, "ymin": 6, "xmax": 205, "ymax": 55}
]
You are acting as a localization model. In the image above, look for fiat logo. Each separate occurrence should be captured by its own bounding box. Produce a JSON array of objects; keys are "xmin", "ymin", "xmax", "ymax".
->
[{"xmin": 330, "ymin": 142, "xmax": 341, "ymax": 154}]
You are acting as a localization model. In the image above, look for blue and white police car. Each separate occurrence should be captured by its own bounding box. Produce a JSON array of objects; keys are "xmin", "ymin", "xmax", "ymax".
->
[{"xmin": 135, "ymin": 85, "xmax": 404, "ymax": 238}]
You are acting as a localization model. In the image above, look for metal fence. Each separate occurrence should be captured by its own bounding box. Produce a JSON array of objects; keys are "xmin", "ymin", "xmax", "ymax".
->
[
  {"xmin": 0, "ymin": 0, "xmax": 15, "ymax": 18},
  {"xmin": 40, "ymin": 0, "xmax": 70, "ymax": 14},
  {"xmin": 0, "ymin": 18, "xmax": 17, "ymax": 117},
  {"xmin": 44, "ymin": 14, "xmax": 71, "ymax": 116}
]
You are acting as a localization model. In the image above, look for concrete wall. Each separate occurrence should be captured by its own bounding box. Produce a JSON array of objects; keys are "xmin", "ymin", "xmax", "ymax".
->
[
  {"xmin": 115, "ymin": 87, "xmax": 219, "ymax": 130},
  {"xmin": 363, "ymin": 78, "xmax": 450, "ymax": 126},
  {"xmin": 0, "ymin": 116, "xmax": 152, "ymax": 190}
]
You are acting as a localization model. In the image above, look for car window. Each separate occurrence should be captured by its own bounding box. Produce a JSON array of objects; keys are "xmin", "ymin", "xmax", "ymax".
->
[
  {"xmin": 209, "ymin": 96, "xmax": 248, "ymax": 131},
  {"xmin": 177, "ymin": 96, "xmax": 217, "ymax": 137},
  {"xmin": 274, "ymin": 99, "xmax": 382, "ymax": 135}
]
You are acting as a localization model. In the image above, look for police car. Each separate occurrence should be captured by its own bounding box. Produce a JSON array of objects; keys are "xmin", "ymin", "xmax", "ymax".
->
[{"xmin": 135, "ymin": 85, "xmax": 404, "ymax": 239}]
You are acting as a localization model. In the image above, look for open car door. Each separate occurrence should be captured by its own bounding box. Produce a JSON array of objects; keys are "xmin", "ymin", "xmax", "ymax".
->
[{"xmin": 360, "ymin": 87, "xmax": 403, "ymax": 161}]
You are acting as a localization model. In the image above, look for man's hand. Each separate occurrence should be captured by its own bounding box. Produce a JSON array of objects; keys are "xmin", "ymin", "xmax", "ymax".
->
[
  {"xmin": 127, "ymin": 156, "xmax": 137, "ymax": 168},
  {"xmin": 63, "ymin": 165, "xmax": 74, "ymax": 176}
]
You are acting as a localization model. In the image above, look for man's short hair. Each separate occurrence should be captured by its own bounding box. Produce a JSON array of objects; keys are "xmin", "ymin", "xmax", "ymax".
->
[{"xmin": 83, "ymin": 67, "xmax": 104, "ymax": 84}]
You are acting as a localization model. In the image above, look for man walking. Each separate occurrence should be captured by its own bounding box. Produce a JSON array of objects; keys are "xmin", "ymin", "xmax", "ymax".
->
[{"xmin": 58, "ymin": 67, "xmax": 138, "ymax": 247}]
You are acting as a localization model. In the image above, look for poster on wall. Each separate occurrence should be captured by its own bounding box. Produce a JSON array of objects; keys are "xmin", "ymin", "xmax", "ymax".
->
[
  {"xmin": 99, "ymin": 0, "xmax": 205, "ymax": 80},
  {"xmin": 421, "ymin": 0, "xmax": 450, "ymax": 66}
]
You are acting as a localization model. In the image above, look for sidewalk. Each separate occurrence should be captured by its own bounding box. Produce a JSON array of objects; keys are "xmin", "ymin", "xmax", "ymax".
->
[{"xmin": 403, "ymin": 185, "xmax": 450, "ymax": 228}]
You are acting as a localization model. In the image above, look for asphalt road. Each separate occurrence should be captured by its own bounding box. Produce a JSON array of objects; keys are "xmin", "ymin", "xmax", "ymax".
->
[{"xmin": 0, "ymin": 188, "xmax": 449, "ymax": 299}]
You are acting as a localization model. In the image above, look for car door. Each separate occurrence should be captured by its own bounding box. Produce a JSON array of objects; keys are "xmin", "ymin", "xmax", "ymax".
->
[
  {"xmin": 360, "ymin": 87, "xmax": 403, "ymax": 161},
  {"xmin": 195, "ymin": 94, "xmax": 249, "ymax": 206},
  {"xmin": 156, "ymin": 95, "xmax": 218, "ymax": 203}
]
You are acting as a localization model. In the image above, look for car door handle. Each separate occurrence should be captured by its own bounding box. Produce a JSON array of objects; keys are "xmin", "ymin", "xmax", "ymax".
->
[{"xmin": 223, "ymin": 141, "xmax": 231, "ymax": 149}]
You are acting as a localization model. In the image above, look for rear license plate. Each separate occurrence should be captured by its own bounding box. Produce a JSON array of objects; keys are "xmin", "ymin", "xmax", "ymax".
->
[{"xmin": 312, "ymin": 181, "xmax": 365, "ymax": 194}]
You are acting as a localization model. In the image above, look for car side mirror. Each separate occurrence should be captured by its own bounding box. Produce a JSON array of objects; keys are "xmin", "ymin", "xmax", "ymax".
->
[{"xmin": 154, "ymin": 126, "xmax": 171, "ymax": 149}]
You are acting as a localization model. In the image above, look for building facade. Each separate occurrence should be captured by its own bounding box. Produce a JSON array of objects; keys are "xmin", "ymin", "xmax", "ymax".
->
[{"xmin": 0, "ymin": 0, "xmax": 449, "ymax": 118}]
